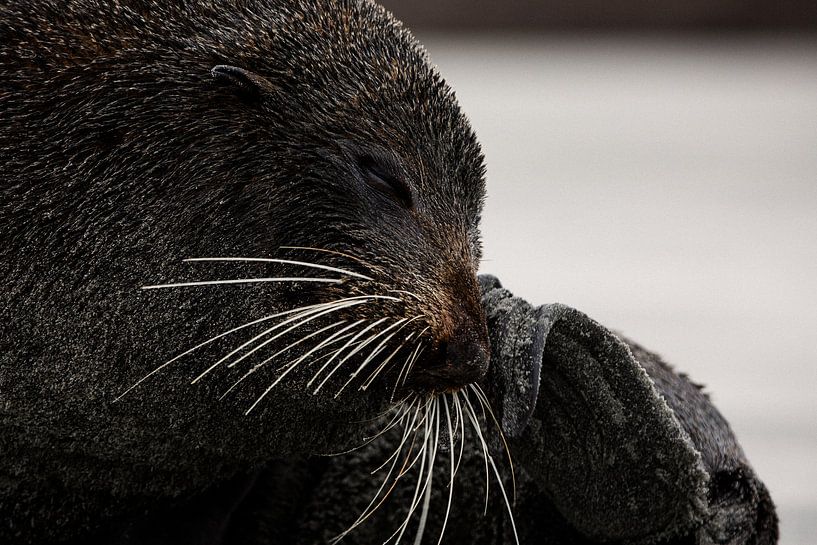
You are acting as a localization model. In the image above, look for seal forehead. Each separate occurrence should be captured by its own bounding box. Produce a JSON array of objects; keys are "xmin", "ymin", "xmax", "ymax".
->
[{"xmin": 248, "ymin": 0, "xmax": 486, "ymax": 217}]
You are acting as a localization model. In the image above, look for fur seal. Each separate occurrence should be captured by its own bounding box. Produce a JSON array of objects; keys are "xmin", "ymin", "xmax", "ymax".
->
[{"xmin": 0, "ymin": 0, "xmax": 491, "ymax": 542}]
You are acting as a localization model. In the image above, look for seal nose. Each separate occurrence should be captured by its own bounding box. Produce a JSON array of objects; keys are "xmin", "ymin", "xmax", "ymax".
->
[
  {"xmin": 444, "ymin": 324, "xmax": 490, "ymax": 379},
  {"xmin": 406, "ymin": 323, "xmax": 490, "ymax": 392}
]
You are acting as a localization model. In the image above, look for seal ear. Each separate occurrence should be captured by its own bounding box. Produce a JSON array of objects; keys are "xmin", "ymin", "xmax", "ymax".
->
[{"xmin": 211, "ymin": 65, "xmax": 275, "ymax": 102}]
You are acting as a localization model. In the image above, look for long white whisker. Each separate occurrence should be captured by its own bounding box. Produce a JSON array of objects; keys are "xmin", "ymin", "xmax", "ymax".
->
[
  {"xmin": 437, "ymin": 394, "xmax": 455, "ymax": 545},
  {"xmin": 387, "ymin": 398, "xmax": 433, "ymax": 545},
  {"xmin": 361, "ymin": 332, "xmax": 416, "ymax": 391},
  {"xmin": 463, "ymin": 391, "xmax": 491, "ymax": 515},
  {"xmin": 334, "ymin": 317, "xmax": 413, "ymax": 398},
  {"xmin": 333, "ymin": 397, "xmax": 423, "ymax": 542},
  {"xmin": 218, "ymin": 319, "xmax": 348, "ymax": 399},
  {"xmin": 387, "ymin": 289, "xmax": 423, "ymax": 302},
  {"xmin": 113, "ymin": 302, "xmax": 332, "ymax": 401},
  {"xmin": 323, "ymin": 401, "xmax": 413, "ymax": 457},
  {"xmin": 348, "ymin": 316, "xmax": 424, "ymax": 393},
  {"xmin": 488, "ymin": 453, "xmax": 520, "ymax": 545},
  {"xmin": 471, "ymin": 383, "xmax": 517, "ymax": 504},
  {"xmin": 307, "ymin": 319, "xmax": 373, "ymax": 392},
  {"xmin": 191, "ymin": 299, "xmax": 367, "ymax": 384},
  {"xmin": 221, "ymin": 302, "xmax": 360, "ymax": 371},
  {"xmin": 183, "ymin": 257, "xmax": 373, "ymax": 281},
  {"xmin": 453, "ymin": 391, "xmax": 466, "ymax": 479},
  {"xmin": 403, "ymin": 326, "xmax": 431, "ymax": 380},
  {"xmin": 393, "ymin": 342, "xmax": 425, "ymax": 401},
  {"xmin": 141, "ymin": 277, "xmax": 341, "ymax": 289},
  {"xmin": 279, "ymin": 245, "xmax": 377, "ymax": 270},
  {"xmin": 394, "ymin": 397, "xmax": 439, "ymax": 545},
  {"xmin": 311, "ymin": 317, "xmax": 391, "ymax": 393},
  {"xmin": 244, "ymin": 321, "xmax": 365, "ymax": 414}
]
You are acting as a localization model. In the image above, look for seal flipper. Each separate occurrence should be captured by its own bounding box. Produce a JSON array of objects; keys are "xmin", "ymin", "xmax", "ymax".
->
[
  {"xmin": 478, "ymin": 274, "xmax": 545, "ymax": 439},
  {"xmin": 478, "ymin": 276, "xmax": 778, "ymax": 544}
]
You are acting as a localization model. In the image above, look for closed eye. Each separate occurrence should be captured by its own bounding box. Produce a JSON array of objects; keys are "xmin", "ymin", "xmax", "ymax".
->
[{"xmin": 358, "ymin": 155, "xmax": 413, "ymax": 208}]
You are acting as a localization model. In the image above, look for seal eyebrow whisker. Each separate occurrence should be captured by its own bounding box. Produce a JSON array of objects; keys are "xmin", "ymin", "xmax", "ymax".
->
[
  {"xmin": 218, "ymin": 319, "xmax": 349, "ymax": 400},
  {"xmin": 183, "ymin": 257, "xmax": 374, "ymax": 281},
  {"xmin": 140, "ymin": 276, "xmax": 342, "ymax": 289}
]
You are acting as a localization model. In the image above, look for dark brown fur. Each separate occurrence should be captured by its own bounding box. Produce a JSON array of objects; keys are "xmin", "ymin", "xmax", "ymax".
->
[{"xmin": 0, "ymin": 0, "xmax": 489, "ymax": 541}]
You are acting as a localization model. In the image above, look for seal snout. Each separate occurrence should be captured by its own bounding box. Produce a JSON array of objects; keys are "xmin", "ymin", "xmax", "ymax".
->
[{"xmin": 406, "ymin": 322, "xmax": 490, "ymax": 392}]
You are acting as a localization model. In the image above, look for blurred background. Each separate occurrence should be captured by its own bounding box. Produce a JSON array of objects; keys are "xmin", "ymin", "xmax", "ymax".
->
[{"xmin": 379, "ymin": 1, "xmax": 817, "ymax": 543}]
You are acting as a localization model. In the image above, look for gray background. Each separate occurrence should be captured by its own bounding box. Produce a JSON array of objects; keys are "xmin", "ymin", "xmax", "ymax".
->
[{"xmin": 378, "ymin": 2, "xmax": 816, "ymax": 541}]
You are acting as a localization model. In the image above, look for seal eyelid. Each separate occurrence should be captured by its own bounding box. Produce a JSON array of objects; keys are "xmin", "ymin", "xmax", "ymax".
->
[{"xmin": 357, "ymin": 155, "xmax": 413, "ymax": 208}]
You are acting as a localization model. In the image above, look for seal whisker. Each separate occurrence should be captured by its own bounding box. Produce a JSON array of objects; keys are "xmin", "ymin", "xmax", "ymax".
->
[
  {"xmin": 371, "ymin": 397, "xmax": 423, "ymax": 477},
  {"xmin": 360, "ymin": 332, "xmax": 417, "ymax": 392},
  {"xmin": 412, "ymin": 439, "xmax": 434, "ymax": 545},
  {"xmin": 452, "ymin": 391, "xmax": 466, "ymax": 479},
  {"xmin": 323, "ymin": 399, "xmax": 414, "ymax": 457},
  {"xmin": 218, "ymin": 319, "xmax": 349, "ymax": 399},
  {"xmin": 385, "ymin": 398, "xmax": 432, "ymax": 544},
  {"xmin": 239, "ymin": 331, "xmax": 364, "ymax": 411},
  {"xmin": 183, "ymin": 256, "xmax": 374, "ymax": 281},
  {"xmin": 487, "ymin": 453, "xmax": 520, "ymax": 545},
  {"xmin": 393, "ymin": 342, "xmax": 426, "ymax": 400},
  {"xmin": 114, "ymin": 300, "xmax": 357, "ymax": 401},
  {"xmin": 335, "ymin": 317, "xmax": 415, "ymax": 398},
  {"xmin": 462, "ymin": 391, "xmax": 490, "ymax": 515},
  {"xmin": 192, "ymin": 299, "xmax": 370, "ymax": 384},
  {"xmin": 403, "ymin": 326, "xmax": 431, "ymax": 380},
  {"xmin": 332, "ymin": 397, "xmax": 423, "ymax": 543},
  {"xmin": 278, "ymin": 246, "xmax": 379, "ymax": 272},
  {"xmin": 140, "ymin": 276, "xmax": 342, "ymax": 289},
  {"xmin": 308, "ymin": 318, "xmax": 380, "ymax": 392},
  {"xmin": 437, "ymin": 394, "xmax": 455, "ymax": 545},
  {"xmin": 392, "ymin": 396, "xmax": 439, "ymax": 545},
  {"xmin": 462, "ymin": 389, "xmax": 520, "ymax": 545},
  {"xmin": 387, "ymin": 289, "xmax": 424, "ymax": 302},
  {"xmin": 311, "ymin": 317, "xmax": 391, "ymax": 393},
  {"xmin": 245, "ymin": 320, "xmax": 368, "ymax": 414},
  {"xmin": 471, "ymin": 383, "xmax": 516, "ymax": 504},
  {"xmin": 347, "ymin": 316, "xmax": 425, "ymax": 394}
]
